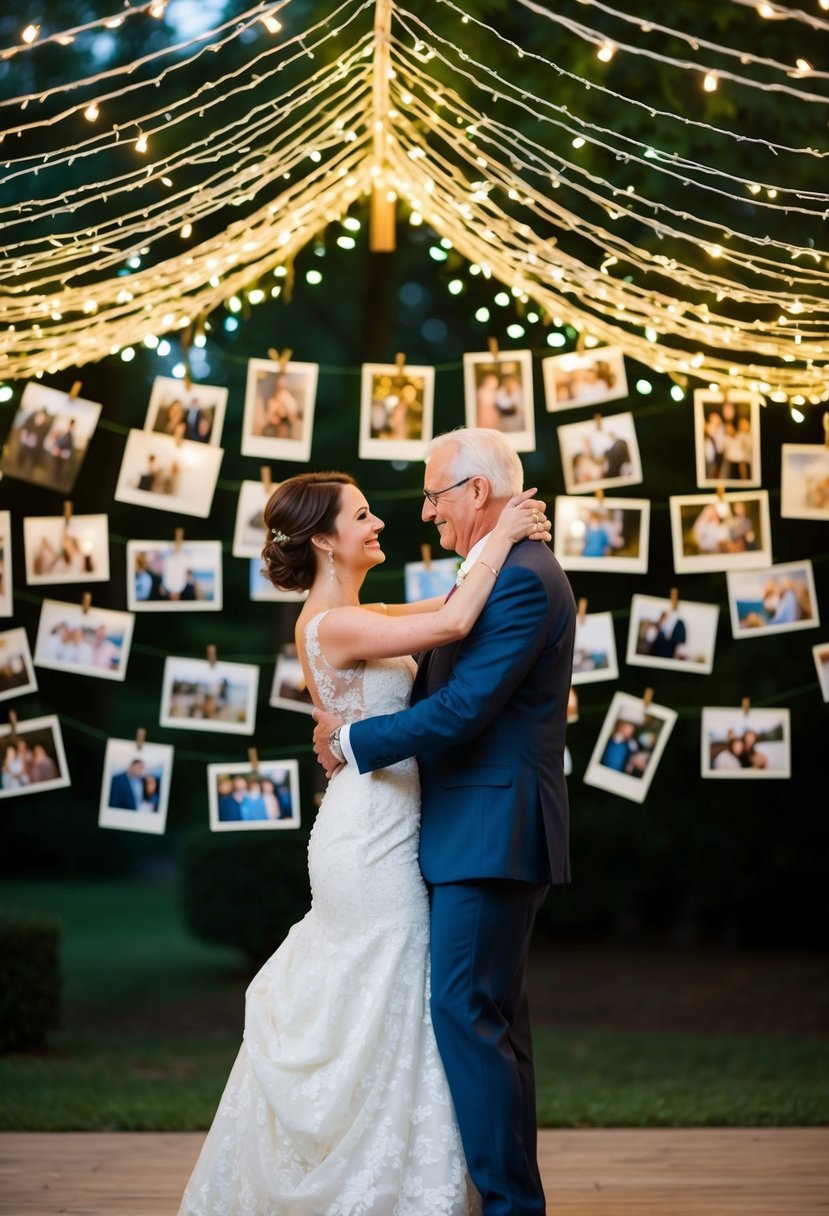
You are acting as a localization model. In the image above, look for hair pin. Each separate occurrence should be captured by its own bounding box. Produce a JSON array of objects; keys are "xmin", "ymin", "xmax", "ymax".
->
[{"xmin": 271, "ymin": 528, "xmax": 291, "ymax": 544}]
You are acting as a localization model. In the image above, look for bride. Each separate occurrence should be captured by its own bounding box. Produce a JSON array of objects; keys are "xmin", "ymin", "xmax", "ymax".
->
[{"xmin": 178, "ymin": 471, "xmax": 549, "ymax": 1216}]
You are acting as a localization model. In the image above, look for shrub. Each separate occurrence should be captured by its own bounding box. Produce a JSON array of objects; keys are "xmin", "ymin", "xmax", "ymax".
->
[{"xmin": 0, "ymin": 907, "xmax": 61, "ymax": 1052}]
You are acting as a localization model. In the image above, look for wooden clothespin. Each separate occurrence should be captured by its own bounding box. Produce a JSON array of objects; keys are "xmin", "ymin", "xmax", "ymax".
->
[
  {"xmin": 8, "ymin": 710, "xmax": 18, "ymax": 742},
  {"xmin": 68, "ymin": 381, "xmax": 82, "ymax": 400},
  {"xmin": 247, "ymin": 747, "xmax": 260, "ymax": 774},
  {"xmin": 261, "ymin": 466, "xmax": 273, "ymax": 496},
  {"xmin": 487, "ymin": 336, "xmax": 500, "ymax": 362},
  {"xmin": 742, "ymin": 697, "xmax": 751, "ymax": 716},
  {"xmin": 394, "ymin": 351, "xmax": 407, "ymax": 385},
  {"xmin": 642, "ymin": 687, "xmax": 654, "ymax": 709},
  {"xmin": 135, "ymin": 728, "xmax": 146, "ymax": 751},
  {"xmin": 669, "ymin": 587, "xmax": 679, "ymax": 610},
  {"xmin": 575, "ymin": 328, "xmax": 587, "ymax": 354},
  {"xmin": 716, "ymin": 483, "xmax": 726, "ymax": 503},
  {"xmin": 420, "ymin": 543, "xmax": 432, "ymax": 571},
  {"xmin": 823, "ymin": 412, "xmax": 829, "ymax": 448},
  {"xmin": 267, "ymin": 348, "xmax": 292, "ymax": 371},
  {"xmin": 206, "ymin": 644, "xmax": 217, "ymax": 667},
  {"xmin": 174, "ymin": 527, "xmax": 184, "ymax": 550},
  {"xmin": 81, "ymin": 592, "xmax": 92, "ymax": 614},
  {"xmin": 595, "ymin": 488, "xmax": 605, "ymax": 505},
  {"xmin": 577, "ymin": 597, "xmax": 587, "ymax": 624},
  {"xmin": 180, "ymin": 321, "xmax": 193, "ymax": 390},
  {"xmin": 63, "ymin": 500, "xmax": 73, "ymax": 523},
  {"xmin": 593, "ymin": 411, "xmax": 603, "ymax": 430}
]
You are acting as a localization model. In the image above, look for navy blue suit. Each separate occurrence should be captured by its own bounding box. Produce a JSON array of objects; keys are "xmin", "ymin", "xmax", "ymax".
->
[{"xmin": 349, "ymin": 538, "xmax": 576, "ymax": 1215}]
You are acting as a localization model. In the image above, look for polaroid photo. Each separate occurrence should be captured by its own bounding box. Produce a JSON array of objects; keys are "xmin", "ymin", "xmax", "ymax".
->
[
  {"xmin": 0, "ymin": 382, "xmax": 102, "ymax": 493},
  {"xmin": 542, "ymin": 345, "xmax": 628, "ymax": 412},
  {"xmin": 0, "ymin": 714, "xmax": 70, "ymax": 800},
  {"xmin": 233, "ymin": 479, "xmax": 271, "ymax": 558},
  {"xmin": 34, "ymin": 599, "xmax": 134, "ymax": 681},
  {"xmin": 701, "ymin": 707, "xmax": 791, "ymax": 779},
  {"xmin": 584, "ymin": 690, "xmax": 677, "ymax": 805},
  {"xmin": 249, "ymin": 559, "xmax": 305, "ymax": 603},
  {"xmin": 0, "ymin": 627, "xmax": 37, "ymax": 703},
  {"xmin": 626, "ymin": 595, "xmax": 719, "ymax": 675},
  {"xmin": 567, "ymin": 686, "xmax": 579, "ymax": 724},
  {"xmin": 812, "ymin": 642, "xmax": 829, "ymax": 702},
  {"xmin": 160, "ymin": 656, "xmax": 259, "ymax": 735},
  {"xmin": 780, "ymin": 444, "xmax": 829, "ymax": 521},
  {"xmin": 269, "ymin": 646, "xmax": 314, "ymax": 714},
  {"xmin": 0, "ymin": 510, "xmax": 12, "ymax": 617},
  {"xmin": 694, "ymin": 389, "xmax": 762, "ymax": 489},
  {"xmin": 571, "ymin": 611, "xmax": 619, "ymax": 685},
  {"xmin": 127, "ymin": 540, "xmax": 222, "ymax": 611},
  {"xmin": 98, "ymin": 737, "xmax": 174, "ymax": 834},
  {"xmin": 462, "ymin": 350, "xmax": 536, "ymax": 452},
  {"xmin": 557, "ymin": 411, "xmax": 643, "ymax": 495},
  {"xmin": 359, "ymin": 362, "xmax": 435, "ymax": 461},
  {"xmin": 114, "ymin": 429, "xmax": 223, "ymax": 519},
  {"xmin": 144, "ymin": 375, "xmax": 227, "ymax": 446},
  {"xmin": 726, "ymin": 559, "xmax": 819, "ymax": 639},
  {"xmin": 23, "ymin": 513, "xmax": 110, "ymax": 586},
  {"xmin": 554, "ymin": 496, "xmax": 650, "ymax": 574},
  {"xmin": 208, "ymin": 758, "xmax": 301, "ymax": 831},
  {"xmin": 404, "ymin": 557, "xmax": 460, "ymax": 603},
  {"xmin": 669, "ymin": 490, "xmax": 771, "ymax": 574},
  {"xmin": 242, "ymin": 358, "xmax": 318, "ymax": 462}
]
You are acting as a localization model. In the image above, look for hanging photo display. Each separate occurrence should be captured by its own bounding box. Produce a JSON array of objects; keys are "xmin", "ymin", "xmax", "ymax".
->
[
  {"xmin": 556, "ymin": 410, "xmax": 643, "ymax": 495},
  {"xmin": 0, "ymin": 382, "xmax": 102, "ymax": 493},
  {"xmin": 726, "ymin": 559, "xmax": 820, "ymax": 639},
  {"xmin": 404, "ymin": 556, "xmax": 460, "ymax": 602},
  {"xmin": 571, "ymin": 610, "xmax": 619, "ymax": 685},
  {"xmin": 0, "ymin": 714, "xmax": 70, "ymax": 799},
  {"xmin": 693, "ymin": 389, "xmax": 762, "ymax": 489},
  {"xmin": 0, "ymin": 511, "xmax": 12, "ymax": 618},
  {"xmin": 126, "ymin": 539, "xmax": 223, "ymax": 611},
  {"xmin": 233, "ymin": 479, "xmax": 271, "ymax": 558},
  {"xmin": 23, "ymin": 513, "xmax": 110, "ymax": 586},
  {"xmin": 625, "ymin": 594, "xmax": 719, "ymax": 676},
  {"xmin": 669, "ymin": 490, "xmax": 771, "ymax": 574},
  {"xmin": 463, "ymin": 350, "xmax": 536, "ymax": 452},
  {"xmin": 98, "ymin": 737, "xmax": 174, "ymax": 834},
  {"xmin": 359, "ymin": 361, "xmax": 435, "ymax": 461},
  {"xmin": 114, "ymin": 428, "xmax": 224, "ymax": 518},
  {"xmin": 269, "ymin": 645, "xmax": 314, "ymax": 715},
  {"xmin": 34, "ymin": 599, "xmax": 135, "ymax": 682},
  {"xmin": 584, "ymin": 690, "xmax": 678, "ymax": 805},
  {"xmin": 0, "ymin": 627, "xmax": 38, "ymax": 703},
  {"xmin": 242, "ymin": 357, "xmax": 318, "ymax": 462},
  {"xmin": 159, "ymin": 656, "xmax": 260, "ymax": 735},
  {"xmin": 542, "ymin": 345, "xmax": 628, "ymax": 412},
  {"xmin": 812, "ymin": 643, "xmax": 829, "ymax": 702},
  {"xmin": 143, "ymin": 375, "xmax": 228, "ymax": 446},
  {"xmin": 554, "ymin": 495, "xmax": 650, "ymax": 574},
  {"xmin": 701, "ymin": 707, "xmax": 791, "ymax": 779},
  {"xmin": 780, "ymin": 444, "xmax": 829, "ymax": 521},
  {"xmin": 249, "ymin": 560, "xmax": 305, "ymax": 603},
  {"xmin": 208, "ymin": 759, "xmax": 301, "ymax": 830}
]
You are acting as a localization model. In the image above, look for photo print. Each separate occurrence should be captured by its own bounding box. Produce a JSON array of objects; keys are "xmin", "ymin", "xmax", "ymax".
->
[
  {"xmin": 269, "ymin": 645, "xmax": 314, "ymax": 715},
  {"xmin": 0, "ymin": 714, "xmax": 69, "ymax": 799},
  {"xmin": 143, "ymin": 375, "xmax": 227, "ymax": 447},
  {"xmin": 554, "ymin": 496, "xmax": 650, "ymax": 574},
  {"xmin": 34, "ymin": 599, "xmax": 134, "ymax": 682},
  {"xmin": 812, "ymin": 642, "xmax": 829, "ymax": 703},
  {"xmin": 542, "ymin": 345, "xmax": 628, "ymax": 412},
  {"xmin": 557, "ymin": 411, "xmax": 642, "ymax": 495},
  {"xmin": 780, "ymin": 444, "xmax": 829, "ymax": 521},
  {"xmin": 694, "ymin": 389, "xmax": 761, "ymax": 488},
  {"xmin": 404, "ymin": 556, "xmax": 461, "ymax": 602},
  {"xmin": 127, "ymin": 540, "xmax": 222, "ymax": 611},
  {"xmin": 0, "ymin": 382, "xmax": 102, "ymax": 493},
  {"xmin": 233, "ymin": 479, "xmax": 271, "ymax": 558},
  {"xmin": 0, "ymin": 627, "xmax": 37, "ymax": 703},
  {"xmin": 669, "ymin": 490, "xmax": 771, "ymax": 574},
  {"xmin": 626, "ymin": 595, "xmax": 719, "ymax": 675},
  {"xmin": 114, "ymin": 429, "xmax": 223, "ymax": 519},
  {"xmin": 208, "ymin": 759, "xmax": 301, "ymax": 831},
  {"xmin": 463, "ymin": 350, "xmax": 535, "ymax": 452},
  {"xmin": 249, "ymin": 559, "xmax": 305, "ymax": 603},
  {"xmin": 584, "ymin": 691, "xmax": 677, "ymax": 805},
  {"xmin": 359, "ymin": 361, "xmax": 435, "ymax": 461},
  {"xmin": 701, "ymin": 707, "xmax": 791, "ymax": 779},
  {"xmin": 0, "ymin": 510, "xmax": 12, "ymax": 617},
  {"xmin": 23, "ymin": 513, "xmax": 110, "ymax": 586},
  {"xmin": 726, "ymin": 560, "xmax": 819, "ymax": 639},
  {"xmin": 242, "ymin": 357, "xmax": 318, "ymax": 462},
  {"xmin": 160, "ymin": 656, "xmax": 260, "ymax": 735},
  {"xmin": 571, "ymin": 610, "xmax": 619, "ymax": 685},
  {"xmin": 99, "ymin": 737, "xmax": 174, "ymax": 834}
]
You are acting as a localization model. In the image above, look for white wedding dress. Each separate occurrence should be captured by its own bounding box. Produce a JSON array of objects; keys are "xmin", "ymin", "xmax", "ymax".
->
[{"xmin": 179, "ymin": 612, "xmax": 478, "ymax": 1216}]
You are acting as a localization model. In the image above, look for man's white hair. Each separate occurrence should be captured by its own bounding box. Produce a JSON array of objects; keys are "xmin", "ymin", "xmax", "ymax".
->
[{"xmin": 426, "ymin": 428, "xmax": 524, "ymax": 498}]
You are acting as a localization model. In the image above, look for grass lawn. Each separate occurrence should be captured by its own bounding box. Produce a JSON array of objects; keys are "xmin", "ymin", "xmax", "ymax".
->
[{"xmin": 1, "ymin": 878, "xmax": 827, "ymax": 1130}]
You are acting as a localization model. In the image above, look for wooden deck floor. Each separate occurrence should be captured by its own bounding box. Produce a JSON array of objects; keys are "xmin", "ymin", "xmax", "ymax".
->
[{"xmin": 1, "ymin": 1129, "xmax": 827, "ymax": 1215}]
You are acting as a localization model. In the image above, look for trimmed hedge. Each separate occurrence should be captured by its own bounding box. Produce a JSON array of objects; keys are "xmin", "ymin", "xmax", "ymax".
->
[{"xmin": 0, "ymin": 907, "xmax": 61, "ymax": 1052}]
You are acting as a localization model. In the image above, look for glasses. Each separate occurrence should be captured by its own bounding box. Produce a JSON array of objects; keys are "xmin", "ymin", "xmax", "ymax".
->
[{"xmin": 422, "ymin": 476, "xmax": 472, "ymax": 508}]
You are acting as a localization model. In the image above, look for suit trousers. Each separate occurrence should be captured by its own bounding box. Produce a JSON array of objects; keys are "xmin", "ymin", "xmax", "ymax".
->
[{"xmin": 428, "ymin": 879, "xmax": 549, "ymax": 1216}]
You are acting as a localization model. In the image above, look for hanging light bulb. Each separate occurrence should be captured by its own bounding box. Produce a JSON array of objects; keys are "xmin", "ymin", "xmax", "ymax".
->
[
  {"xmin": 703, "ymin": 72, "xmax": 718, "ymax": 92},
  {"xmin": 84, "ymin": 103, "xmax": 99, "ymax": 122},
  {"xmin": 135, "ymin": 133, "xmax": 148, "ymax": 154},
  {"xmin": 596, "ymin": 42, "xmax": 615, "ymax": 63},
  {"xmin": 22, "ymin": 23, "xmax": 39, "ymax": 44}
]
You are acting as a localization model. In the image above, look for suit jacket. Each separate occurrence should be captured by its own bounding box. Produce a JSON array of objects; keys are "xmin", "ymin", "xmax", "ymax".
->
[
  {"xmin": 109, "ymin": 772, "xmax": 139, "ymax": 810},
  {"xmin": 349, "ymin": 539, "xmax": 576, "ymax": 885}
]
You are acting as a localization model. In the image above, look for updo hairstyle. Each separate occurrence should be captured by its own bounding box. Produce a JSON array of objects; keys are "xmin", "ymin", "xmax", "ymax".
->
[{"xmin": 261, "ymin": 471, "xmax": 356, "ymax": 592}]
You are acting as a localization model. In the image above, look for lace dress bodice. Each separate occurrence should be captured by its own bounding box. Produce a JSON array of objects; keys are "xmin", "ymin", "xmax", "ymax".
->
[{"xmin": 303, "ymin": 608, "xmax": 416, "ymax": 723}]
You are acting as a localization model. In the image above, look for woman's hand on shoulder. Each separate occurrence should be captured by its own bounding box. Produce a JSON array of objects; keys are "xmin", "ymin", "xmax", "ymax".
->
[{"xmin": 495, "ymin": 487, "xmax": 551, "ymax": 543}]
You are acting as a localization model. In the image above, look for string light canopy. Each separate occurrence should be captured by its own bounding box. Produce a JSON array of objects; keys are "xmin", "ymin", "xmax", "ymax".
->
[{"xmin": 1, "ymin": 0, "xmax": 827, "ymax": 405}]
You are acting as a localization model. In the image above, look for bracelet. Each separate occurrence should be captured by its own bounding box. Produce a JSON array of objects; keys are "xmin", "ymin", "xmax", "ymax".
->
[{"xmin": 479, "ymin": 562, "xmax": 500, "ymax": 578}]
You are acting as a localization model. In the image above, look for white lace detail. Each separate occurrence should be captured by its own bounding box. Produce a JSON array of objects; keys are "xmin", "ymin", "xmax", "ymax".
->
[{"xmin": 179, "ymin": 611, "xmax": 478, "ymax": 1216}]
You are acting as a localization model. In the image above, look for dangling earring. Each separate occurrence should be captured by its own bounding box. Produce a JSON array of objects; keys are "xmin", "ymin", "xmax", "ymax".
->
[{"xmin": 328, "ymin": 549, "xmax": 335, "ymax": 581}]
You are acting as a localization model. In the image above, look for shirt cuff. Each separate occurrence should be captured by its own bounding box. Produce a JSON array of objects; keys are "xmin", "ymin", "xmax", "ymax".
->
[{"xmin": 339, "ymin": 723, "xmax": 357, "ymax": 768}]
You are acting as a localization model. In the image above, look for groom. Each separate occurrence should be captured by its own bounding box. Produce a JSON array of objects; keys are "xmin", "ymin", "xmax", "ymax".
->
[{"xmin": 313, "ymin": 427, "xmax": 576, "ymax": 1215}]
